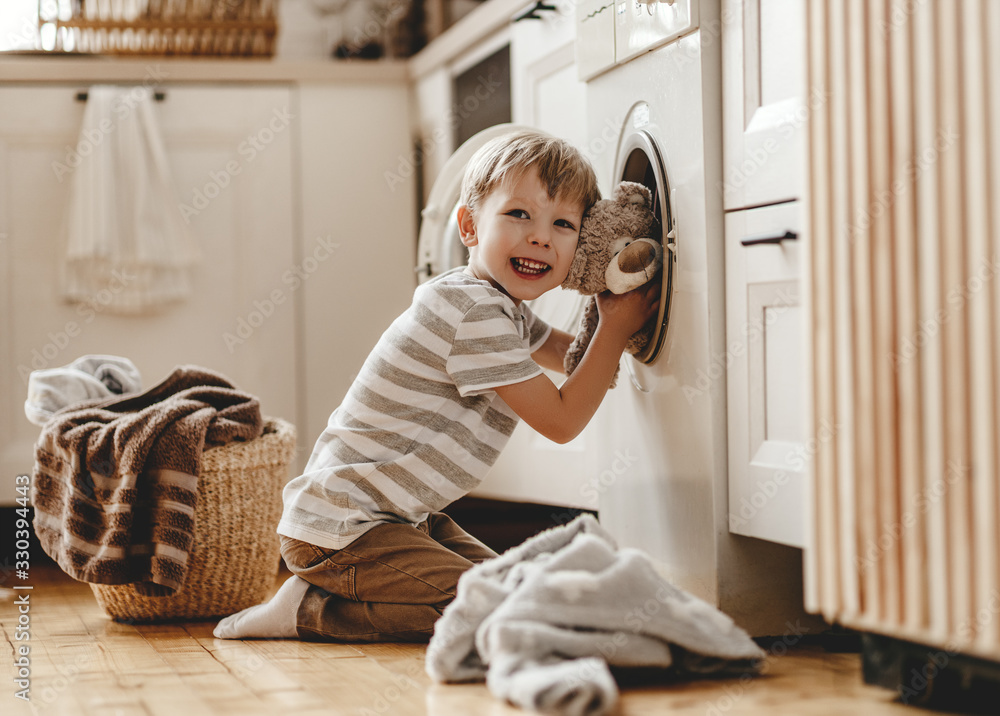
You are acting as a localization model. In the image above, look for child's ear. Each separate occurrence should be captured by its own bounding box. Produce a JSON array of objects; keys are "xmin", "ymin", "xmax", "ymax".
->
[{"xmin": 457, "ymin": 205, "xmax": 478, "ymax": 247}]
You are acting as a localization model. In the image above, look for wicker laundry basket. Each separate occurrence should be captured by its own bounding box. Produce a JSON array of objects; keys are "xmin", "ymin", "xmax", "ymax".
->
[{"xmin": 91, "ymin": 417, "xmax": 296, "ymax": 622}]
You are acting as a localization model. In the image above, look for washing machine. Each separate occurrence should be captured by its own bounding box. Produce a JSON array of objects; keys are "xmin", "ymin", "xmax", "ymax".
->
[
  {"xmin": 416, "ymin": 123, "xmax": 606, "ymax": 512},
  {"xmin": 578, "ymin": 0, "xmax": 818, "ymax": 636}
]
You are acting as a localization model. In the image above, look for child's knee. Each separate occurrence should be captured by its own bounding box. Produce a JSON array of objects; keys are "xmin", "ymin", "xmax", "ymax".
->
[{"xmin": 434, "ymin": 592, "xmax": 457, "ymax": 615}]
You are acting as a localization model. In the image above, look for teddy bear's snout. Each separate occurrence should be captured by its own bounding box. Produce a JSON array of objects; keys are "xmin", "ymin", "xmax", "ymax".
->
[
  {"xmin": 605, "ymin": 238, "xmax": 663, "ymax": 295},
  {"xmin": 618, "ymin": 241, "xmax": 658, "ymax": 273}
]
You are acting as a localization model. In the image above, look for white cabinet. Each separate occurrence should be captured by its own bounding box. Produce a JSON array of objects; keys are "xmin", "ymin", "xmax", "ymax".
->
[
  {"xmin": 0, "ymin": 85, "xmax": 298, "ymax": 505},
  {"xmin": 413, "ymin": 0, "xmax": 587, "ymax": 204},
  {"xmin": 412, "ymin": 29, "xmax": 510, "ymax": 208},
  {"xmin": 723, "ymin": 0, "xmax": 809, "ymax": 547},
  {"xmin": 413, "ymin": 65, "xmax": 454, "ymax": 208},
  {"xmin": 721, "ymin": 0, "xmax": 807, "ymax": 210},
  {"xmin": 295, "ymin": 83, "xmax": 417, "ymax": 461},
  {"xmin": 510, "ymin": 0, "xmax": 586, "ymax": 150},
  {"xmin": 0, "ymin": 79, "xmax": 417, "ymax": 505},
  {"xmin": 725, "ymin": 202, "xmax": 805, "ymax": 547}
]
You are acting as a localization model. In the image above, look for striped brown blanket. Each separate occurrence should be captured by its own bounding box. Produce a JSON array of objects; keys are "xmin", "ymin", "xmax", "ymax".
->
[{"xmin": 31, "ymin": 365, "xmax": 263, "ymax": 595}]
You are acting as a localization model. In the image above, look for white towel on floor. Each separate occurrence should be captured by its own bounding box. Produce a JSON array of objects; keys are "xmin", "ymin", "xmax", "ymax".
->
[
  {"xmin": 426, "ymin": 515, "xmax": 765, "ymax": 716},
  {"xmin": 24, "ymin": 355, "xmax": 142, "ymax": 426},
  {"xmin": 62, "ymin": 85, "xmax": 199, "ymax": 314}
]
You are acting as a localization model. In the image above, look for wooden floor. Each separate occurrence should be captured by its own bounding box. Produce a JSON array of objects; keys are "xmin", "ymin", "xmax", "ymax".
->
[{"xmin": 0, "ymin": 565, "xmax": 967, "ymax": 716}]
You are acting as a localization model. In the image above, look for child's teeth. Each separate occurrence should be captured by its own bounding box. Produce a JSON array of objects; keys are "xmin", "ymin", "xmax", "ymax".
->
[{"xmin": 514, "ymin": 258, "xmax": 548, "ymax": 274}]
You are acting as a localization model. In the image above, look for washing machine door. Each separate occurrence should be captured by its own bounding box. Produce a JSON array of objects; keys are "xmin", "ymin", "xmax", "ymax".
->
[
  {"xmin": 614, "ymin": 115, "xmax": 677, "ymax": 365},
  {"xmin": 415, "ymin": 123, "xmax": 591, "ymax": 335}
]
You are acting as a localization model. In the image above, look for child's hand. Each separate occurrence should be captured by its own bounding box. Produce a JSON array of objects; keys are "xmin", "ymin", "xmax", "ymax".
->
[
  {"xmin": 595, "ymin": 280, "xmax": 660, "ymax": 339},
  {"xmin": 497, "ymin": 280, "xmax": 659, "ymax": 444}
]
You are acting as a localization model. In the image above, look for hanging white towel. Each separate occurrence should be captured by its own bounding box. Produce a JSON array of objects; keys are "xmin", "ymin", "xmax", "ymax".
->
[{"xmin": 62, "ymin": 85, "xmax": 199, "ymax": 314}]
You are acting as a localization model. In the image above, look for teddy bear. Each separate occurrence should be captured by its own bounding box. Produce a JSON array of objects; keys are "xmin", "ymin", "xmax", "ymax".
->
[{"xmin": 561, "ymin": 181, "xmax": 662, "ymax": 386}]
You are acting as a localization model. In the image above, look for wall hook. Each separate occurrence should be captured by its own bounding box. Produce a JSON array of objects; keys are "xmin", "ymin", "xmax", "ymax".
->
[
  {"xmin": 76, "ymin": 90, "xmax": 166, "ymax": 102},
  {"xmin": 513, "ymin": 1, "xmax": 558, "ymax": 22}
]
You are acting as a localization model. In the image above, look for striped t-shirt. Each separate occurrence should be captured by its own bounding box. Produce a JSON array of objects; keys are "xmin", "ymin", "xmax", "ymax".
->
[{"xmin": 277, "ymin": 268, "xmax": 552, "ymax": 549}]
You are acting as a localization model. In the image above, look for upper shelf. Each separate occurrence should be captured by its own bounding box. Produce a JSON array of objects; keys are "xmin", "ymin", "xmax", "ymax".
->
[
  {"xmin": 0, "ymin": 55, "xmax": 410, "ymax": 84},
  {"xmin": 0, "ymin": 0, "xmax": 527, "ymax": 85}
]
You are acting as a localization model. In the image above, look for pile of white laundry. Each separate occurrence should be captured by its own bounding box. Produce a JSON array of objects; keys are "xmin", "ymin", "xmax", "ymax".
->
[
  {"xmin": 426, "ymin": 514, "xmax": 766, "ymax": 716},
  {"xmin": 24, "ymin": 355, "xmax": 142, "ymax": 427}
]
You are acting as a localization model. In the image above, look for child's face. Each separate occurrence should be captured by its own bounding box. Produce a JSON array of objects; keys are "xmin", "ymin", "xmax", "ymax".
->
[{"xmin": 458, "ymin": 168, "xmax": 584, "ymax": 304}]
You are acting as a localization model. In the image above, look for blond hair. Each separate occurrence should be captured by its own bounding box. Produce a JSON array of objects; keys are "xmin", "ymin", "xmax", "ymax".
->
[{"xmin": 459, "ymin": 129, "xmax": 600, "ymax": 217}]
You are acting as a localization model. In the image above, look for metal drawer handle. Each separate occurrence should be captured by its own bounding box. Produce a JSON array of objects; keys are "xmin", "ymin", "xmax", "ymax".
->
[{"xmin": 740, "ymin": 230, "xmax": 798, "ymax": 247}]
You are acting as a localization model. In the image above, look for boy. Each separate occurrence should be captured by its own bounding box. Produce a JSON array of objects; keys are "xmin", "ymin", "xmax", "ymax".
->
[{"xmin": 214, "ymin": 129, "xmax": 659, "ymax": 642}]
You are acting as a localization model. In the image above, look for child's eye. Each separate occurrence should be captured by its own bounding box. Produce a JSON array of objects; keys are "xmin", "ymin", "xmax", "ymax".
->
[
  {"xmin": 506, "ymin": 209, "xmax": 529, "ymax": 219},
  {"xmin": 555, "ymin": 219, "xmax": 577, "ymax": 230}
]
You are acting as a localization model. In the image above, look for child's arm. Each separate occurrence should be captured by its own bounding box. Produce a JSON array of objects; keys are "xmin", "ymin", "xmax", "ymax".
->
[
  {"xmin": 530, "ymin": 328, "xmax": 575, "ymax": 373},
  {"xmin": 495, "ymin": 282, "xmax": 659, "ymax": 444}
]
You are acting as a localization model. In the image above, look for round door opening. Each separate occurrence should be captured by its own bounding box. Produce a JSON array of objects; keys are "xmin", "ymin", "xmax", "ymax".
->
[{"xmin": 614, "ymin": 124, "xmax": 675, "ymax": 365}]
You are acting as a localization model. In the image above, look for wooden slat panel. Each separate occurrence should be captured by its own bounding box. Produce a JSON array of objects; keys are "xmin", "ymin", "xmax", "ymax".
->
[
  {"xmin": 846, "ymin": 0, "xmax": 879, "ymax": 624},
  {"xmin": 989, "ymin": 0, "xmax": 1000, "ymax": 651},
  {"xmin": 830, "ymin": 0, "xmax": 861, "ymax": 621},
  {"xmin": 911, "ymin": 0, "xmax": 949, "ymax": 643},
  {"xmin": 936, "ymin": 0, "xmax": 974, "ymax": 644},
  {"xmin": 888, "ymin": 0, "xmax": 927, "ymax": 635},
  {"xmin": 866, "ymin": 0, "xmax": 902, "ymax": 628},
  {"xmin": 804, "ymin": 0, "xmax": 838, "ymax": 618},
  {"xmin": 807, "ymin": 0, "xmax": 1000, "ymax": 660},
  {"xmin": 960, "ymin": 0, "xmax": 998, "ymax": 652}
]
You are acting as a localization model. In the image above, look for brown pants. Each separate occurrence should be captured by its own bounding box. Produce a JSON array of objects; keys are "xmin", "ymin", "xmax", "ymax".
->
[{"xmin": 279, "ymin": 512, "xmax": 497, "ymax": 643}]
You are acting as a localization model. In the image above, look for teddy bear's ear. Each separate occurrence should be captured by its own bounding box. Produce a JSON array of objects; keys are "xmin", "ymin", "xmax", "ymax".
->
[{"xmin": 613, "ymin": 181, "xmax": 652, "ymax": 208}]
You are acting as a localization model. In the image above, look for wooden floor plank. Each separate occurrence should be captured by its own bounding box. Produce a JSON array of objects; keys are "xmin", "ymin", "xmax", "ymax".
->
[
  {"xmin": 293, "ymin": 655, "xmax": 430, "ymax": 716},
  {"xmin": 242, "ymin": 634, "xmax": 364, "ymax": 663},
  {"xmin": 134, "ymin": 624, "xmax": 229, "ymax": 676}
]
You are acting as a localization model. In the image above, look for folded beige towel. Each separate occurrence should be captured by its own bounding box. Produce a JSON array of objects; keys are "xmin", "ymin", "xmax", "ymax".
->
[{"xmin": 31, "ymin": 366, "xmax": 262, "ymax": 595}]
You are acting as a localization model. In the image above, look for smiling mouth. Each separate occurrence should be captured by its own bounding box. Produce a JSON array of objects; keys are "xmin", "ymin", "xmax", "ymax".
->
[{"xmin": 511, "ymin": 257, "xmax": 551, "ymax": 276}]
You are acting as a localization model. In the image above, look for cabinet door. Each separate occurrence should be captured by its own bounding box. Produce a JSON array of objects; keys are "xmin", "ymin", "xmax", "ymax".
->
[
  {"xmin": 725, "ymin": 202, "xmax": 805, "ymax": 547},
  {"xmin": 510, "ymin": 0, "xmax": 587, "ymax": 151},
  {"xmin": 515, "ymin": 46, "xmax": 583, "ymax": 143},
  {"xmin": 414, "ymin": 66, "xmax": 454, "ymax": 207},
  {"xmin": 295, "ymin": 83, "xmax": 417, "ymax": 461},
  {"xmin": 722, "ymin": 0, "xmax": 807, "ymax": 211},
  {"xmin": 0, "ymin": 86, "xmax": 297, "ymax": 505}
]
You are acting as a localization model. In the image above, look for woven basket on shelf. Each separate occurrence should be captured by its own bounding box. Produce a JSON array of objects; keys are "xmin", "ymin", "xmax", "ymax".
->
[
  {"xmin": 41, "ymin": 1, "xmax": 278, "ymax": 57},
  {"xmin": 91, "ymin": 417, "xmax": 296, "ymax": 623}
]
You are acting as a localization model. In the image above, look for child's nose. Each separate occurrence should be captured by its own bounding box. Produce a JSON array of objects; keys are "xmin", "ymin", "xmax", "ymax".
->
[{"xmin": 529, "ymin": 231, "xmax": 551, "ymax": 249}]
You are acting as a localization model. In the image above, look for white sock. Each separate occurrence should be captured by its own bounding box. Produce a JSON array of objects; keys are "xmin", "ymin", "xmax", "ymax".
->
[{"xmin": 213, "ymin": 575, "xmax": 309, "ymax": 639}]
